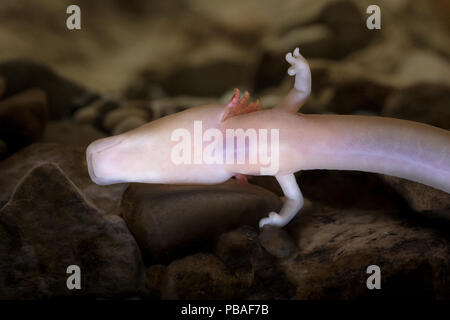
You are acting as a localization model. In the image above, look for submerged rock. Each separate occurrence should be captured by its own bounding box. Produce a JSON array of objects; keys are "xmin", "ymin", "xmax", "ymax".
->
[
  {"xmin": 161, "ymin": 253, "xmax": 241, "ymax": 299},
  {"xmin": 214, "ymin": 226, "xmax": 295, "ymax": 299},
  {"xmin": 145, "ymin": 265, "xmax": 167, "ymax": 299},
  {"xmin": 382, "ymin": 175, "xmax": 450, "ymax": 216},
  {"xmin": 121, "ymin": 181, "xmax": 282, "ymax": 261},
  {"xmin": 259, "ymin": 225, "xmax": 297, "ymax": 259},
  {"xmin": 0, "ymin": 143, "xmax": 127, "ymax": 215},
  {"xmin": 0, "ymin": 164, "xmax": 145, "ymax": 299},
  {"xmin": 0, "ymin": 89, "xmax": 48, "ymax": 154},
  {"xmin": 281, "ymin": 201, "xmax": 450, "ymax": 299}
]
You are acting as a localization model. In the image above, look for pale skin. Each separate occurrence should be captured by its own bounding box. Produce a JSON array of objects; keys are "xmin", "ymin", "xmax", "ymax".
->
[{"xmin": 86, "ymin": 48, "xmax": 450, "ymax": 228}]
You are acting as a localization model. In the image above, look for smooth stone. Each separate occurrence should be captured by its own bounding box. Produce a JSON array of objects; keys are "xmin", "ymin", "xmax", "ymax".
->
[
  {"xmin": 0, "ymin": 143, "xmax": 128, "ymax": 215},
  {"xmin": 259, "ymin": 225, "xmax": 297, "ymax": 259},
  {"xmin": 0, "ymin": 164, "xmax": 144, "ymax": 299},
  {"xmin": 121, "ymin": 181, "xmax": 282, "ymax": 261}
]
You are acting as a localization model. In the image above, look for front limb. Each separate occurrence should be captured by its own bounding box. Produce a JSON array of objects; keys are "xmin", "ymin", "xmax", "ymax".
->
[
  {"xmin": 259, "ymin": 173, "xmax": 304, "ymax": 228},
  {"xmin": 276, "ymin": 47, "xmax": 311, "ymax": 113}
]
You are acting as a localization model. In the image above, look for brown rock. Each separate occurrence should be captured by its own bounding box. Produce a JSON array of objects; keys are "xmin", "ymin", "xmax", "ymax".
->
[
  {"xmin": 0, "ymin": 143, "xmax": 127, "ymax": 215},
  {"xmin": 160, "ymin": 253, "xmax": 241, "ymax": 299},
  {"xmin": 145, "ymin": 264, "xmax": 166, "ymax": 299},
  {"xmin": 281, "ymin": 202, "xmax": 450, "ymax": 299},
  {"xmin": 121, "ymin": 181, "xmax": 282, "ymax": 261},
  {"xmin": 0, "ymin": 164, "xmax": 145, "ymax": 299},
  {"xmin": 73, "ymin": 98, "xmax": 120, "ymax": 131},
  {"xmin": 382, "ymin": 175, "xmax": 450, "ymax": 214},
  {"xmin": 0, "ymin": 88, "xmax": 48, "ymax": 153},
  {"xmin": 259, "ymin": 225, "xmax": 297, "ymax": 259},
  {"xmin": 214, "ymin": 226, "xmax": 295, "ymax": 299},
  {"xmin": 215, "ymin": 226, "xmax": 267, "ymax": 287}
]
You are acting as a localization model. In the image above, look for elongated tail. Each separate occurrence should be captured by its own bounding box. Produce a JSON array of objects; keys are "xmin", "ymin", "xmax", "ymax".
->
[{"xmin": 299, "ymin": 114, "xmax": 450, "ymax": 193}]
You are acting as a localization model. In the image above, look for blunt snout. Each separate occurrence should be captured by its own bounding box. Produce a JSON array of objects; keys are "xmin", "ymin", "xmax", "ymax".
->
[{"xmin": 86, "ymin": 135, "xmax": 126, "ymax": 185}]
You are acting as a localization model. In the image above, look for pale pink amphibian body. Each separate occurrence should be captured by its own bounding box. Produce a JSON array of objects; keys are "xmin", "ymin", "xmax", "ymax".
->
[{"xmin": 86, "ymin": 48, "xmax": 450, "ymax": 228}]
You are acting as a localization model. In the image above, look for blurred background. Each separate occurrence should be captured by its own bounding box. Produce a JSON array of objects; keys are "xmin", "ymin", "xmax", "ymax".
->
[{"xmin": 0, "ymin": 0, "xmax": 449, "ymax": 300}]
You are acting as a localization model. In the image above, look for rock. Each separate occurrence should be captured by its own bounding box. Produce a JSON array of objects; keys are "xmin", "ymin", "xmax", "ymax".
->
[
  {"xmin": 73, "ymin": 98, "xmax": 120, "ymax": 131},
  {"xmin": 112, "ymin": 116, "xmax": 148, "ymax": 135},
  {"xmin": 0, "ymin": 143, "xmax": 127, "ymax": 215},
  {"xmin": 382, "ymin": 175, "xmax": 450, "ymax": 215},
  {"xmin": 0, "ymin": 164, "xmax": 145, "ymax": 299},
  {"xmin": 214, "ymin": 226, "xmax": 295, "ymax": 299},
  {"xmin": 383, "ymin": 83, "xmax": 450, "ymax": 129},
  {"xmin": 259, "ymin": 225, "xmax": 297, "ymax": 259},
  {"xmin": 0, "ymin": 60, "xmax": 99, "ymax": 119},
  {"xmin": 121, "ymin": 181, "xmax": 282, "ymax": 261},
  {"xmin": 215, "ymin": 226, "xmax": 268, "ymax": 287},
  {"xmin": 161, "ymin": 253, "xmax": 242, "ymax": 299},
  {"xmin": 42, "ymin": 121, "xmax": 106, "ymax": 147},
  {"xmin": 145, "ymin": 265, "xmax": 166, "ymax": 299},
  {"xmin": 0, "ymin": 88, "xmax": 48, "ymax": 153},
  {"xmin": 281, "ymin": 202, "xmax": 450, "ymax": 299}
]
